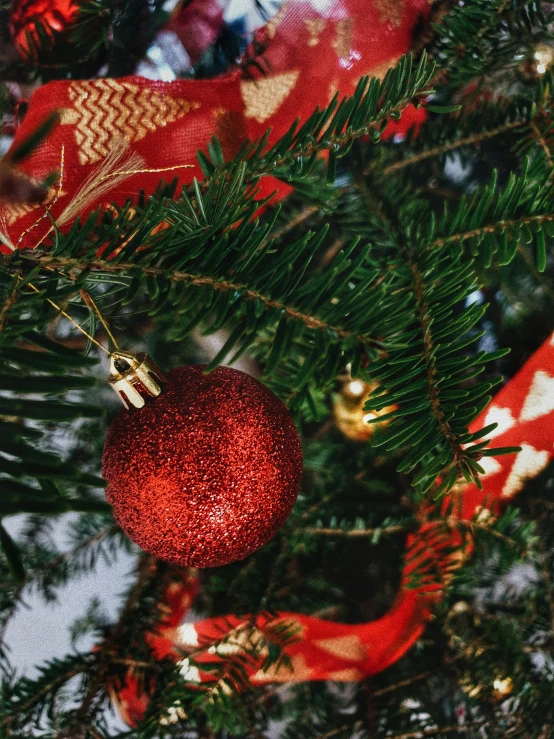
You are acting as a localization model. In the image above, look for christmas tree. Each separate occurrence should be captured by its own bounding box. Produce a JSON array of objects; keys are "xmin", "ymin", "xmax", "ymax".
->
[{"xmin": 1, "ymin": 0, "xmax": 554, "ymax": 736}]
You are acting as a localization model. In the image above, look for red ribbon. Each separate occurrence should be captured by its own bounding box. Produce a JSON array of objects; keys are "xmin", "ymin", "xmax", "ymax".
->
[{"xmin": 1, "ymin": 0, "xmax": 429, "ymax": 251}]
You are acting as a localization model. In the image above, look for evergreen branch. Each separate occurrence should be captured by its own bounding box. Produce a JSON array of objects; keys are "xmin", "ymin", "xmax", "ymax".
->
[
  {"xmin": 44, "ymin": 523, "xmax": 119, "ymax": 573},
  {"xmin": 262, "ymin": 205, "xmax": 320, "ymax": 247},
  {"xmin": 111, "ymin": 555, "xmax": 158, "ymax": 642},
  {"xmin": 476, "ymin": 0, "xmax": 511, "ymax": 38},
  {"xmin": 533, "ymin": 513, "xmax": 554, "ymax": 635},
  {"xmin": 8, "ymin": 163, "xmax": 398, "ymax": 408},
  {"xmin": 301, "ymin": 525, "xmax": 408, "ymax": 537},
  {"xmin": 0, "ymin": 270, "xmax": 107, "ymax": 542},
  {"xmin": 60, "ymin": 555, "xmax": 159, "ymax": 732},
  {"xmin": 226, "ymin": 492, "xmax": 337, "ymax": 602},
  {"xmin": 530, "ymin": 120, "xmax": 554, "ymax": 172},
  {"xmin": 372, "ymin": 672, "xmax": 431, "ymax": 698},
  {"xmin": 458, "ymin": 519, "xmax": 526, "ymax": 553},
  {"xmin": 316, "ymin": 724, "xmax": 488, "ymax": 739},
  {"xmin": 516, "ymin": 243, "xmax": 554, "ymax": 301},
  {"xmin": 253, "ymin": 493, "xmax": 337, "ymax": 611},
  {"xmin": 431, "ymin": 0, "xmax": 544, "ymax": 88},
  {"xmin": 20, "ymin": 0, "xmax": 167, "ymax": 80},
  {"xmin": 346, "ymin": 176, "xmax": 504, "ymax": 495},
  {"xmin": 0, "ymin": 277, "xmax": 20, "ymax": 334},
  {"xmin": 17, "ymin": 255, "xmax": 385, "ymax": 351},
  {"xmin": 382, "ymin": 119, "xmax": 522, "ymax": 175},
  {"xmin": 420, "ymin": 164, "xmax": 554, "ymax": 271},
  {"xmin": 1, "ymin": 655, "xmax": 90, "ymax": 729},
  {"xmin": 13, "ymin": 520, "xmax": 123, "ymax": 598},
  {"xmin": 385, "ymin": 724, "xmax": 488, "ymax": 739},
  {"xmin": 405, "ymin": 247, "xmax": 464, "ymax": 475},
  {"xmin": 200, "ymin": 53, "xmax": 436, "ymax": 187},
  {"xmin": 0, "ymin": 524, "xmax": 118, "ymax": 663},
  {"xmin": 2, "ymin": 2, "xmax": 554, "ymax": 734},
  {"xmin": 430, "ymin": 212, "xmax": 554, "ymax": 249},
  {"xmin": 258, "ymin": 536, "xmax": 290, "ymax": 613},
  {"xmin": 513, "ymin": 74, "xmax": 554, "ymax": 182}
]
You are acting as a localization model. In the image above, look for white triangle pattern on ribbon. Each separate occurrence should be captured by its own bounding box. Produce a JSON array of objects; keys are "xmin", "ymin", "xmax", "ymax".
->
[
  {"xmin": 482, "ymin": 406, "xmax": 517, "ymax": 439},
  {"xmin": 478, "ymin": 456, "xmax": 503, "ymax": 478},
  {"xmin": 501, "ymin": 443, "xmax": 550, "ymax": 498},
  {"xmin": 519, "ymin": 371, "xmax": 554, "ymax": 422},
  {"xmin": 178, "ymin": 657, "xmax": 201, "ymax": 682},
  {"xmin": 178, "ymin": 622, "xmax": 199, "ymax": 647}
]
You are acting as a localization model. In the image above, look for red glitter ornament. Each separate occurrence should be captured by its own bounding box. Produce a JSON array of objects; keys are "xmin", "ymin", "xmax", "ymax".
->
[
  {"xmin": 102, "ymin": 365, "xmax": 303, "ymax": 568},
  {"xmin": 10, "ymin": 0, "xmax": 79, "ymax": 60}
]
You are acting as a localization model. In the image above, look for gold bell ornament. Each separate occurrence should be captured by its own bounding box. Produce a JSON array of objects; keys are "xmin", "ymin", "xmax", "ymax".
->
[{"xmin": 333, "ymin": 377, "xmax": 395, "ymax": 441}]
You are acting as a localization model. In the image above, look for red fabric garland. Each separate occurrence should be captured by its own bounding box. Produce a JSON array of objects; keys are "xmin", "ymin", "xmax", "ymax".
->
[
  {"xmin": 1, "ymin": 0, "xmax": 429, "ymax": 251},
  {"xmin": 113, "ymin": 332, "xmax": 554, "ymax": 726}
]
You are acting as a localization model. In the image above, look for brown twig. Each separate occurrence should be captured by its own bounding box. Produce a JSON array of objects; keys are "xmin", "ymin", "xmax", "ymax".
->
[
  {"xmin": 316, "ymin": 719, "xmax": 487, "ymax": 739},
  {"xmin": 385, "ymin": 722, "xmax": 487, "ymax": 739},
  {"xmin": 262, "ymin": 205, "xmax": 319, "ymax": 247},
  {"xmin": 530, "ymin": 120, "xmax": 554, "ymax": 173},
  {"xmin": 430, "ymin": 213, "xmax": 554, "ymax": 250},
  {"xmin": 0, "ymin": 277, "xmax": 20, "ymax": 333},
  {"xmin": 406, "ymin": 247, "xmax": 464, "ymax": 471},
  {"xmin": 18, "ymin": 254, "xmax": 386, "ymax": 352},
  {"xmin": 315, "ymin": 721, "xmax": 364, "ymax": 739},
  {"xmin": 380, "ymin": 120, "xmax": 522, "ymax": 176},
  {"xmin": 372, "ymin": 671, "xmax": 431, "ymax": 697},
  {"xmin": 458, "ymin": 519, "xmax": 525, "ymax": 553},
  {"xmin": 300, "ymin": 524, "xmax": 409, "ymax": 537}
]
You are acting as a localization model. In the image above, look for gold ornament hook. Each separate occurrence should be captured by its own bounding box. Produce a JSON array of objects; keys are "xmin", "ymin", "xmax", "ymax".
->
[{"xmin": 108, "ymin": 351, "xmax": 166, "ymax": 409}]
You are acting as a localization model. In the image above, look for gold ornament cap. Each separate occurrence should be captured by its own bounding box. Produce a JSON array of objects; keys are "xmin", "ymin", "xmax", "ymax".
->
[{"xmin": 108, "ymin": 351, "xmax": 166, "ymax": 409}]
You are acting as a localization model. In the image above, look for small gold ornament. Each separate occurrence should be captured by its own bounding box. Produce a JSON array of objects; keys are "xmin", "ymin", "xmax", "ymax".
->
[
  {"xmin": 492, "ymin": 676, "xmax": 514, "ymax": 700},
  {"xmin": 450, "ymin": 600, "xmax": 470, "ymax": 615},
  {"xmin": 533, "ymin": 43, "xmax": 554, "ymax": 76},
  {"xmin": 108, "ymin": 350, "xmax": 166, "ymax": 409},
  {"xmin": 333, "ymin": 377, "xmax": 394, "ymax": 441}
]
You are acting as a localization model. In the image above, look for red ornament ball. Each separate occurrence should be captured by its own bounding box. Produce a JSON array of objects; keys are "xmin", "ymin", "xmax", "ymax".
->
[
  {"xmin": 102, "ymin": 365, "xmax": 303, "ymax": 568},
  {"xmin": 10, "ymin": 0, "xmax": 79, "ymax": 60}
]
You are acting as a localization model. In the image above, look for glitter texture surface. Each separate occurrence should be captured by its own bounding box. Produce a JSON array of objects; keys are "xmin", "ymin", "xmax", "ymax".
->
[{"xmin": 102, "ymin": 366, "xmax": 303, "ymax": 568}]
